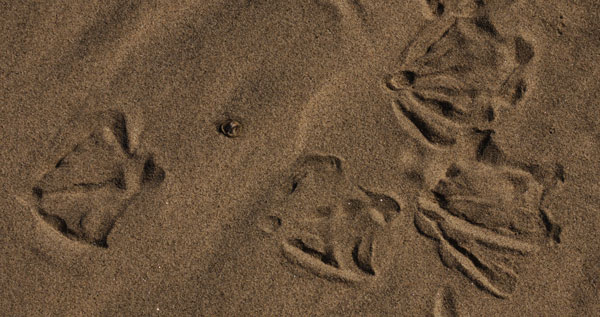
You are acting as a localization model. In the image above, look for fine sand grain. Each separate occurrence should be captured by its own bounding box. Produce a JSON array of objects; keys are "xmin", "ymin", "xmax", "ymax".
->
[{"xmin": 1, "ymin": 0, "xmax": 599, "ymax": 315}]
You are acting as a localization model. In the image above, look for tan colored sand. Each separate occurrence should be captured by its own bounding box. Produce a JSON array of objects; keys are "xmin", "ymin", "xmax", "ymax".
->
[{"xmin": 1, "ymin": 0, "xmax": 599, "ymax": 316}]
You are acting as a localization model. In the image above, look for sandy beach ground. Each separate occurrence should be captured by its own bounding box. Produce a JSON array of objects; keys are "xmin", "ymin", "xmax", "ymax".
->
[{"xmin": 1, "ymin": 0, "xmax": 599, "ymax": 315}]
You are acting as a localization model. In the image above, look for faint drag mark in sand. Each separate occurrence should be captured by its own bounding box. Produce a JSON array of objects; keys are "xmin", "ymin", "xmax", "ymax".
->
[
  {"xmin": 432, "ymin": 286, "xmax": 460, "ymax": 317},
  {"xmin": 16, "ymin": 108, "xmax": 165, "ymax": 248},
  {"xmin": 259, "ymin": 154, "xmax": 404, "ymax": 284},
  {"xmin": 314, "ymin": 0, "xmax": 369, "ymax": 28}
]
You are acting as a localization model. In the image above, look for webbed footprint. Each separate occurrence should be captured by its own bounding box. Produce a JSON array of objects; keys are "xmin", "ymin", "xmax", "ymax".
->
[
  {"xmin": 29, "ymin": 110, "xmax": 165, "ymax": 248},
  {"xmin": 388, "ymin": 1, "xmax": 537, "ymax": 148},
  {"xmin": 415, "ymin": 161, "xmax": 559, "ymax": 298},
  {"xmin": 263, "ymin": 154, "xmax": 402, "ymax": 283}
]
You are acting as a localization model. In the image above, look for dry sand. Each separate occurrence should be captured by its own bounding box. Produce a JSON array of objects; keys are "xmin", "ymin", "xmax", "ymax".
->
[{"xmin": 1, "ymin": 0, "xmax": 599, "ymax": 315}]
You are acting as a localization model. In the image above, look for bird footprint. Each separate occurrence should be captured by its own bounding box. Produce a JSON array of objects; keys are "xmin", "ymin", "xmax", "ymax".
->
[{"xmin": 25, "ymin": 109, "xmax": 165, "ymax": 248}]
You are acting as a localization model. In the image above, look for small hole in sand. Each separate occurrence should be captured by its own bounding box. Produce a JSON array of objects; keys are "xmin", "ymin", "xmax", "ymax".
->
[
  {"xmin": 219, "ymin": 119, "xmax": 243, "ymax": 138},
  {"xmin": 435, "ymin": 3, "xmax": 445, "ymax": 16}
]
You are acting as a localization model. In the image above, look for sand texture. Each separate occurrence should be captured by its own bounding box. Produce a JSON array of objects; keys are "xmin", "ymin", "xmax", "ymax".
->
[{"xmin": 1, "ymin": 0, "xmax": 599, "ymax": 316}]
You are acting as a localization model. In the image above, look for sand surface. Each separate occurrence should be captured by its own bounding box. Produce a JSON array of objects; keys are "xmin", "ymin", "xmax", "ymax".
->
[{"xmin": 1, "ymin": 0, "xmax": 599, "ymax": 316}]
